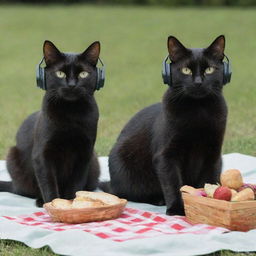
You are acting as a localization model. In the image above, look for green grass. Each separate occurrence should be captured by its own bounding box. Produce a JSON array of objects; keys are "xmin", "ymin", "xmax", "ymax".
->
[
  {"xmin": 0, "ymin": 240, "xmax": 56, "ymax": 256},
  {"xmin": 0, "ymin": 4, "xmax": 255, "ymax": 256}
]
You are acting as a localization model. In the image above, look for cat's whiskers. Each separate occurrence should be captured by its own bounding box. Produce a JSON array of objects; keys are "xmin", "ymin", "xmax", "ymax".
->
[
  {"xmin": 47, "ymin": 90, "xmax": 59, "ymax": 104},
  {"xmin": 169, "ymin": 87, "xmax": 185, "ymax": 103},
  {"xmin": 210, "ymin": 87, "xmax": 222, "ymax": 98}
]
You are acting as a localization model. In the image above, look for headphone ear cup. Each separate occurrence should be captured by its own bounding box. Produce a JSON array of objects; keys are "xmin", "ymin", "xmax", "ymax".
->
[
  {"xmin": 41, "ymin": 67, "xmax": 46, "ymax": 90},
  {"xmin": 223, "ymin": 62, "xmax": 227, "ymax": 85},
  {"xmin": 223, "ymin": 61, "xmax": 232, "ymax": 85},
  {"xmin": 95, "ymin": 67, "xmax": 105, "ymax": 90},
  {"xmin": 164, "ymin": 62, "xmax": 172, "ymax": 86},
  {"xmin": 36, "ymin": 66, "xmax": 46, "ymax": 90},
  {"xmin": 162, "ymin": 56, "xmax": 172, "ymax": 86},
  {"xmin": 36, "ymin": 58, "xmax": 46, "ymax": 90},
  {"xmin": 167, "ymin": 63, "xmax": 172, "ymax": 86},
  {"xmin": 96, "ymin": 67, "xmax": 100, "ymax": 90}
]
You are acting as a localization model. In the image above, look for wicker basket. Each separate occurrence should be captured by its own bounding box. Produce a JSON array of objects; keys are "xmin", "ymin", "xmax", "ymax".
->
[
  {"xmin": 181, "ymin": 191, "xmax": 256, "ymax": 231},
  {"xmin": 44, "ymin": 199, "xmax": 127, "ymax": 224}
]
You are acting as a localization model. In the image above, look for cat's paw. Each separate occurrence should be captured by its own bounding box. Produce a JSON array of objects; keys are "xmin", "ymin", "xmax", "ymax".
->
[
  {"xmin": 155, "ymin": 199, "xmax": 166, "ymax": 206},
  {"xmin": 36, "ymin": 198, "xmax": 44, "ymax": 207},
  {"xmin": 149, "ymin": 198, "xmax": 166, "ymax": 206},
  {"xmin": 166, "ymin": 206, "xmax": 185, "ymax": 216}
]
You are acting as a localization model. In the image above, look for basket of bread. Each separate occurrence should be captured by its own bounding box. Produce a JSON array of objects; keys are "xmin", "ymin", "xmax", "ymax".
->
[
  {"xmin": 43, "ymin": 191, "xmax": 127, "ymax": 224},
  {"xmin": 181, "ymin": 169, "xmax": 256, "ymax": 231}
]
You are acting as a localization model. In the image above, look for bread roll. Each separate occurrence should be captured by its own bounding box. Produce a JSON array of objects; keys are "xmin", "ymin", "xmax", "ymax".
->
[
  {"xmin": 231, "ymin": 188, "xmax": 255, "ymax": 201},
  {"xmin": 76, "ymin": 191, "xmax": 120, "ymax": 205},
  {"xmin": 51, "ymin": 199, "xmax": 72, "ymax": 209},
  {"xmin": 220, "ymin": 169, "xmax": 243, "ymax": 190},
  {"xmin": 72, "ymin": 196, "xmax": 105, "ymax": 209}
]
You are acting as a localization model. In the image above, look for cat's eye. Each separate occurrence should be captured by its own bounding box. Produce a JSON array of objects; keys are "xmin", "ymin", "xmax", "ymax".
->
[
  {"xmin": 205, "ymin": 67, "xmax": 215, "ymax": 75},
  {"xmin": 181, "ymin": 67, "xmax": 192, "ymax": 75},
  {"xmin": 79, "ymin": 71, "xmax": 89, "ymax": 79},
  {"xmin": 55, "ymin": 71, "xmax": 66, "ymax": 79}
]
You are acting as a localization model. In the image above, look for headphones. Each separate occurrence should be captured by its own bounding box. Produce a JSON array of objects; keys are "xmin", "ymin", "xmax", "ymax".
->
[
  {"xmin": 162, "ymin": 54, "xmax": 232, "ymax": 87},
  {"xmin": 36, "ymin": 57, "xmax": 105, "ymax": 91}
]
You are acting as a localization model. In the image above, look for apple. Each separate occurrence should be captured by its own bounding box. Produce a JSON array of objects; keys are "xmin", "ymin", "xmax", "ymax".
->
[{"xmin": 213, "ymin": 186, "xmax": 232, "ymax": 201}]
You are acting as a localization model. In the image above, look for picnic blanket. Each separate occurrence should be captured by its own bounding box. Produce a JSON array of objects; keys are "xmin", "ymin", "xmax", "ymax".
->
[{"xmin": 1, "ymin": 153, "xmax": 256, "ymax": 256}]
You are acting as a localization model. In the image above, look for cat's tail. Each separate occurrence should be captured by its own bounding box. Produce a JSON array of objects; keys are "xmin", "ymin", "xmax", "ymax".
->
[
  {"xmin": 0, "ymin": 181, "xmax": 13, "ymax": 193},
  {"xmin": 99, "ymin": 181, "xmax": 112, "ymax": 193}
]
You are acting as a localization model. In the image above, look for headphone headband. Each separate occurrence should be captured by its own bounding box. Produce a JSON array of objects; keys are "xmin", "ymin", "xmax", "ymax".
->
[
  {"xmin": 162, "ymin": 54, "xmax": 232, "ymax": 86},
  {"xmin": 38, "ymin": 57, "xmax": 45, "ymax": 67},
  {"xmin": 36, "ymin": 57, "xmax": 105, "ymax": 91},
  {"xmin": 223, "ymin": 54, "xmax": 229, "ymax": 63}
]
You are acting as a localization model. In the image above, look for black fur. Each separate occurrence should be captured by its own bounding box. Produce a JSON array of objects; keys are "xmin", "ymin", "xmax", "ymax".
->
[
  {"xmin": 106, "ymin": 35, "xmax": 228, "ymax": 215},
  {"xmin": 0, "ymin": 41, "xmax": 101, "ymax": 207}
]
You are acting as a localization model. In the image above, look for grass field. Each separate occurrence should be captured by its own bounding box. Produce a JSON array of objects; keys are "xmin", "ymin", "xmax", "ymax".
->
[{"xmin": 0, "ymin": 4, "xmax": 255, "ymax": 256}]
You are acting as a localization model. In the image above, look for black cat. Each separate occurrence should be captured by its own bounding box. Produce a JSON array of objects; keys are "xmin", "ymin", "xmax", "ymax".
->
[
  {"xmin": 103, "ymin": 35, "xmax": 229, "ymax": 215},
  {"xmin": 0, "ymin": 40, "xmax": 102, "ymax": 207}
]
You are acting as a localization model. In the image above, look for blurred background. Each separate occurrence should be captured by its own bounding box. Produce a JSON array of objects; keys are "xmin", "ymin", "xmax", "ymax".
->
[
  {"xmin": 0, "ymin": 0, "xmax": 255, "ymax": 161},
  {"xmin": 1, "ymin": 0, "xmax": 256, "ymax": 5}
]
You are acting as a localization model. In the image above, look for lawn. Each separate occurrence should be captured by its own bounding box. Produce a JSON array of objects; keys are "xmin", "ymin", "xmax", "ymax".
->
[{"xmin": 0, "ymin": 4, "xmax": 255, "ymax": 256}]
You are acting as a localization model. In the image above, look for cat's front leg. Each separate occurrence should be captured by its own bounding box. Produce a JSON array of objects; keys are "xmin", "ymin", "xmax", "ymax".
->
[
  {"xmin": 62, "ymin": 163, "xmax": 90, "ymax": 199},
  {"xmin": 32, "ymin": 158, "xmax": 60, "ymax": 206},
  {"xmin": 197, "ymin": 157, "xmax": 222, "ymax": 187},
  {"xmin": 153, "ymin": 154, "xmax": 184, "ymax": 216}
]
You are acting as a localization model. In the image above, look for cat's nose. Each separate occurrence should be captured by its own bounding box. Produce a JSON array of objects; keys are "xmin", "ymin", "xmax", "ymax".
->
[
  {"xmin": 194, "ymin": 76, "xmax": 202, "ymax": 86},
  {"xmin": 67, "ymin": 80, "xmax": 76, "ymax": 87}
]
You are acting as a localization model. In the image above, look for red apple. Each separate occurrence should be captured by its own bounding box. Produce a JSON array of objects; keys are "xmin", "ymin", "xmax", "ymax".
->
[{"xmin": 213, "ymin": 186, "xmax": 232, "ymax": 201}]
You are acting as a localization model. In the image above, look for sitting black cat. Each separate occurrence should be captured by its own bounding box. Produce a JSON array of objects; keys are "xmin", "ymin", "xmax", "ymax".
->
[
  {"xmin": 0, "ymin": 40, "xmax": 102, "ymax": 207},
  {"xmin": 104, "ymin": 35, "xmax": 230, "ymax": 215}
]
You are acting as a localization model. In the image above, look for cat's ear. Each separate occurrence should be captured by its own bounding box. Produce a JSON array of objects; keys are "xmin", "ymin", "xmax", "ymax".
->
[
  {"xmin": 205, "ymin": 35, "xmax": 225, "ymax": 60},
  {"xmin": 43, "ymin": 40, "xmax": 63, "ymax": 66},
  {"xmin": 80, "ymin": 41, "xmax": 100, "ymax": 66},
  {"xmin": 167, "ymin": 36, "xmax": 189, "ymax": 62}
]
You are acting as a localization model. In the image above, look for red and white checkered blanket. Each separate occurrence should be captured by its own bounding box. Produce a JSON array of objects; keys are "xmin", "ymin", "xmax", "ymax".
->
[{"xmin": 2, "ymin": 207, "xmax": 228, "ymax": 242}]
